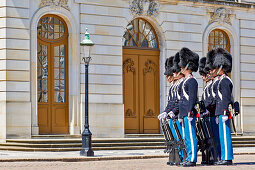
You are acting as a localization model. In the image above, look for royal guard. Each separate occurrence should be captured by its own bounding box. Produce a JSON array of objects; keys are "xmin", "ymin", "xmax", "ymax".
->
[
  {"xmin": 205, "ymin": 49, "xmax": 225, "ymax": 163},
  {"xmin": 169, "ymin": 52, "xmax": 185, "ymax": 138},
  {"xmin": 199, "ymin": 57, "xmax": 220, "ymax": 164},
  {"xmin": 168, "ymin": 52, "xmax": 185, "ymax": 163},
  {"xmin": 212, "ymin": 48, "xmax": 234, "ymax": 165},
  {"xmin": 178, "ymin": 47, "xmax": 199, "ymax": 167},
  {"xmin": 158, "ymin": 56, "xmax": 175, "ymax": 121}
]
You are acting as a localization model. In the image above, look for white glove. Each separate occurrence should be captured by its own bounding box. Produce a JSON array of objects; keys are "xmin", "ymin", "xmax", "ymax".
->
[
  {"xmin": 188, "ymin": 117, "xmax": 193, "ymax": 122},
  {"xmin": 178, "ymin": 118, "xmax": 183, "ymax": 123},
  {"xmin": 215, "ymin": 117, "xmax": 219, "ymax": 124},
  {"xmin": 158, "ymin": 112, "xmax": 167, "ymax": 120},
  {"xmin": 168, "ymin": 111, "xmax": 175, "ymax": 119},
  {"xmin": 222, "ymin": 115, "xmax": 229, "ymax": 122}
]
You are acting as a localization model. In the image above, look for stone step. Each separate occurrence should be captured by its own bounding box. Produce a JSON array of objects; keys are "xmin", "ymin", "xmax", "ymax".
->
[
  {"xmin": 6, "ymin": 138, "xmax": 166, "ymax": 144},
  {"xmin": 0, "ymin": 144, "xmax": 254, "ymax": 152},
  {"xmin": 0, "ymin": 145, "xmax": 166, "ymax": 152},
  {"xmin": 6, "ymin": 136, "xmax": 255, "ymax": 144},
  {"xmin": 1, "ymin": 136, "xmax": 254, "ymax": 152},
  {"xmin": 0, "ymin": 142, "xmax": 165, "ymax": 148},
  {"xmin": 32, "ymin": 135, "xmax": 81, "ymax": 139},
  {"xmin": 125, "ymin": 134, "xmax": 164, "ymax": 138}
]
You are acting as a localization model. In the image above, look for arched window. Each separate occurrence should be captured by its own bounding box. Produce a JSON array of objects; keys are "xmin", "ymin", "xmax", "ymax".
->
[
  {"xmin": 208, "ymin": 29, "xmax": 230, "ymax": 52},
  {"xmin": 123, "ymin": 18, "xmax": 158, "ymax": 49}
]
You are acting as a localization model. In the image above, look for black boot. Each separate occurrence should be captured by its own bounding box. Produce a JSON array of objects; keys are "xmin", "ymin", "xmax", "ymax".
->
[
  {"xmin": 182, "ymin": 161, "xmax": 196, "ymax": 167},
  {"xmin": 216, "ymin": 160, "xmax": 232, "ymax": 165},
  {"xmin": 179, "ymin": 161, "xmax": 187, "ymax": 166},
  {"xmin": 167, "ymin": 162, "xmax": 175, "ymax": 166}
]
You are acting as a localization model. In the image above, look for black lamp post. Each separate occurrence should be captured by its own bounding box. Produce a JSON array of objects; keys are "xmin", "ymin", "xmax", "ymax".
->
[{"xmin": 80, "ymin": 28, "xmax": 94, "ymax": 156}]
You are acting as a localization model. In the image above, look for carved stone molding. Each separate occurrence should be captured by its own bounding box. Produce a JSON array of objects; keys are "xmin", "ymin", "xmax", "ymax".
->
[
  {"xmin": 144, "ymin": 109, "xmax": 156, "ymax": 118},
  {"xmin": 208, "ymin": 7, "xmax": 232, "ymax": 25},
  {"xmin": 123, "ymin": 58, "xmax": 136, "ymax": 73},
  {"xmin": 40, "ymin": 0, "xmax": 69, "ymax": 10},
  {"xmin": 129, "ymin": 0, "xmax": 159, "ymax": 17},
  {"xmin": 144, "ymin": 60, "xmax": 157, "ymax": 74},
  {"xmin": 125, "ymin": 109, "xmax": 136, "ymax": 118}
]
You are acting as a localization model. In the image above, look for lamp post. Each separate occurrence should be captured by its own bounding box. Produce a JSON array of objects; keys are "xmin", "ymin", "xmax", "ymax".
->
[{"xmin": 80, "ymin": 28, "xmax": 94, "ymax": 156}]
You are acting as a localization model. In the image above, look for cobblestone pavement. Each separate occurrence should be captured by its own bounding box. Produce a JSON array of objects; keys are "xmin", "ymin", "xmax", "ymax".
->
[{"xmin": 0, "ymin": 155, "xmax": 255, "ymax": 170}]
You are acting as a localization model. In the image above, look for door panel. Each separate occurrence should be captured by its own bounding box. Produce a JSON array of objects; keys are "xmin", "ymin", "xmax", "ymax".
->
[
  {"xmin": 140, "ymin": 55, "xmax": 159, "ymax": 133},
  {"xmin": 123, "ymin": 54, "xmax": 139, "ymax": 134},
  {"xmin": 123, "ymin": 49, "xmax": 160, "ymax": 134},
  {"xmin": 52, "ymin": 106, "xmax": 68, "ymax": 133},
  {"xmin": 38, "ymin": 106, "xmax": 51, "ymax": 133}
]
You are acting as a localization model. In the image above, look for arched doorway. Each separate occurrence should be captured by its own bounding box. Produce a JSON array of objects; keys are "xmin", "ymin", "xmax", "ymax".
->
[
  {"xmin": 208, "ymin": 29, "xmax": 231, "ymax": 77},
  {"xmin": 37, "ymin": 14, "xmax": 69, "ymax": 134},
  {"xmin": 122, "ymin": 18, "xmax": 160, "ymax": 134}
]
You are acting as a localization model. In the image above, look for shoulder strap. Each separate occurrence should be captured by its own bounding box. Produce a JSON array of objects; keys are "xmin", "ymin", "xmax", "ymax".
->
[
  {"xmin": 182, "ymin": 77, "xmax": 191, "ymax": 100},
  {"xmin": 177, "ymin": 78, "xmax": 184, "ymax": 100},
  {"xmin": 217, "ymin": 75, "xmax": 234, "ymax": 101}
]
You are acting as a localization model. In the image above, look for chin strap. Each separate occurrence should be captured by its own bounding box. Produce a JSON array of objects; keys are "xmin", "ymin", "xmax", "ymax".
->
[
  {"xmin": 216, "ymin": 65, "xmax": 223, "ymax": 75},
  {"xmin": 181, "ymin": 63, "xmax": 190, "ymax": 74}
]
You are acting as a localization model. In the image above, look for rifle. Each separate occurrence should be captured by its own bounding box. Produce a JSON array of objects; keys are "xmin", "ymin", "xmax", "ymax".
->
[
  {"xmin": 196, "ymin": 102, "xmax": 219, "ymax": 164},
  {"xmin": 172, "ymin": 118, "xmax": 187, "ymax": 162},
  {"xmin": 160, "ymin": 119, "xmax": 180, "ymax": 165},
  {"xmin": 202, "ymin": 116, "xmax": 219, "ymax": 162}
]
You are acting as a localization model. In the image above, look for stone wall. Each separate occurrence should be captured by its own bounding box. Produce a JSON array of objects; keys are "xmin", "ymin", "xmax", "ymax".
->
[
  {"xmin": 237, "ymin": 11, "xmax": 255, "ymax": 134},
  {"xmin": 0, "ymin": 0, "xmax": 31, "ymax": 141}
]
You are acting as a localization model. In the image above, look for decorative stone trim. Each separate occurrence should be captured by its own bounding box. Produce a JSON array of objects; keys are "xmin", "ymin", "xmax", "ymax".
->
[
  {"xmin": 129, "ymin": 0, "xmax": 159, "ymax": 17},
  {"xmin": 208, "ymin": 7, "xmax": 233, "ymax": 25},
  {"xmin": 40, "ymin": 0, "xmax": 69, "ymax": 10}
]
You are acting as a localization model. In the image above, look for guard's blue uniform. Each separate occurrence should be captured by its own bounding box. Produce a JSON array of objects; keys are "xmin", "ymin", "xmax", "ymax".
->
[
  {"xmin": 164, "ymin": 81, "xmax": 182, "ymax": 141},
  {"xmin": 204, "ymin": 78, "xmax": 221, "ymax": 160},
  {"xmin": 170, "ymin": 77, "xmax": 185, "ymax": 140},
  {"xmin": 215, "ymin": 74, "xmax": 233, "ymax": 161},
  {"xmin": 164, "ymin": 78, "xmax": 184, "ymax": 160},
  {"xmin": 179, "ymin": 75, "xmax": 198, "ymax": 163}
]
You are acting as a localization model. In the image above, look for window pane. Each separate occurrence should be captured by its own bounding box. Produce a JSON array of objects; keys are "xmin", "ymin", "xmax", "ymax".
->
[
  {"xmin": 55, "ymin": 80, "xmax": 59, "ymax": 91},
  {"xmin": 60, "ymin": 69, "xmax": 65, "ymax": 79},
  {"xmin": 54, "ymin": 69, "xmax": 59, "ymax": 79}
]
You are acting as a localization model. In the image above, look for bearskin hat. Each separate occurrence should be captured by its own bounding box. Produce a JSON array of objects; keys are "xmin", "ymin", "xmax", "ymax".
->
[
  {"xmin": 164, "ymin": 58, "xmax": 169, "ymax": 75},
  {"xmin": 164, "ymin": 56, "xmax": 174, "ymax": 76},
  {"xmin": 172, "ymin": 52, "xmax": 181, "ymax": 73},
  {"xmin": 199, "ymin": 57, "xmax": 207, "ymax": 76},
  {"xmin": 213, "ymin": 48, "xmax": 232, "ymax": 73},
  {"xmin": 205, "ymin": 49, "xmax": 216, "ymax": 72},
  {"xmin": 178, "ymin": 47, "xmax": 199, "ymax": 72}
]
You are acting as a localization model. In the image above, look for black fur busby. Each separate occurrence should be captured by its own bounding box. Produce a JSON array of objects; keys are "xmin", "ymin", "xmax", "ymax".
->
[
  {"xmin": 164, "ymin": 56, "xmax": 174, "ymax": 76},
  {"xmin": 172, "ymin": 52, "xmax": 181, "ymax": 73},
  {"xmin": 178, "ymin": 47, "xmax": 199, "ymax": 72},
  {"xmin": 199, "ymin": 57, "xmax": 207, "ymax": 76},
  {"xmin": 164, "ymin": 58, "xmax": 170, "ymax": 75},
  {"xmin": 213, "ymin": 48, "xmax": 232, "ymax": 73},
  {"xmin": 205, "ymin": 49, "xmax": 216, "ymax": 72}
]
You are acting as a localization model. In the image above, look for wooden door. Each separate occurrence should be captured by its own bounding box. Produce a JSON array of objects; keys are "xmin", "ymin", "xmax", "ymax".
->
[
  {"xmin": 37, "ymin": 15, "xmax": 69, "ymax": 134},
  {"xmin": 123, "ymin": 49, "xmax": 160, "ymax": 134}
]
